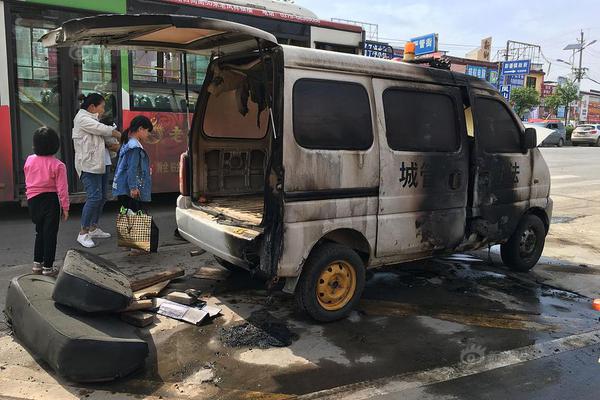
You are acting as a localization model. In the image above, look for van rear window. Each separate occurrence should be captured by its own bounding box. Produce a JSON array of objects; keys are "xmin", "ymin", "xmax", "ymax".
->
[
  {"xmin": 293, "ymin": 79, "xmax": 373, "ymax": 150},
  {"xmin": 383, "ymin": 89, "xmax": 459, "ymax": 152}
]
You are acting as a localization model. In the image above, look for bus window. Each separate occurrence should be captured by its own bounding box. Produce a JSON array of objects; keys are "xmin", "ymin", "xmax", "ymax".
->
[
  {"xmin": 78, "ymin": 46, "xmax": 118, "ymax": 125},
  {"xmin": 14, "ymin": 18, "xmax": 61, "ymax": 167},
  {"xmin": 130, "ymin": 51, "xmax": 208, "ymax": 112}
]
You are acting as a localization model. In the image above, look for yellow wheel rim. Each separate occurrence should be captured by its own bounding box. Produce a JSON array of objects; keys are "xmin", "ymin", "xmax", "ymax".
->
[{"xmin": 316, "ymin": 261, "xmax": 357, "ymax": 311}]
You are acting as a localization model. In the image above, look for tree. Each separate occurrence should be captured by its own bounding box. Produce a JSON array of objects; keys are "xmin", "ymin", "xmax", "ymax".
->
[
  {"xmin": 544, "ymin": 92, "xmax": 562, "ymax": 115},
  {"xmin": 510, "ymin": 87, "xmax": 540, "ymax": 118},
  {"xmin": 544, "ymin": 81, "xmax": 580, "ymax": 125}
]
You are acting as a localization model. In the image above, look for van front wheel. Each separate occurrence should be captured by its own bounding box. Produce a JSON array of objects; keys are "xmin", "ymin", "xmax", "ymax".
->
[
  {"xmin": 296, "ymin": 243, "xmax": 366, "ymax": 322},
  {"xmin": 500, "ymin": 214, "xmax": 546, "ymax": 272}
]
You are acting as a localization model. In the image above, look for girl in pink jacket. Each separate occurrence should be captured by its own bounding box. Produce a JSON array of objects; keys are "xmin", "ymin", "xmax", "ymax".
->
[{"xmin": 24, "ymin": 127, "xmax": 70, "ymax": 276}]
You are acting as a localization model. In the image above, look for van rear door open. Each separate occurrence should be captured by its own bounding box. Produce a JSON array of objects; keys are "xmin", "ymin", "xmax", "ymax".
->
[
  {"xmin": 373, "ymin": 80, "xmax": 469, "ymax": 258},
  {"xmin": 41, "ymin": 14, "xmax": 278, "ymax": 55}
]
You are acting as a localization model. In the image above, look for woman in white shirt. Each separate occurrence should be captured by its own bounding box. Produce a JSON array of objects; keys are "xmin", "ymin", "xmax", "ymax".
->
[{"xmin": 72, "ymin": 93, "xmax": 121, "ymax": 248}]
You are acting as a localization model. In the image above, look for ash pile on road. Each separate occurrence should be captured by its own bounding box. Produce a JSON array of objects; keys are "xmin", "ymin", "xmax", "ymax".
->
[{"xmin": 219, "ymin": 311, "xmax": 299, "ymax": 349}]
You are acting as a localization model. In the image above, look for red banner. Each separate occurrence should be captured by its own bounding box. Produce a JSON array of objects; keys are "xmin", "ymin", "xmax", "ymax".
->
[
  {"xmin": 162, "ymin": 0, "xmax": 362, "ymax": 33},
  {"xmin": 122, "ymin": 110, "xmax": 191, "ymax": 194},
  {"xmin": 588, "ymin": 99, "xmax": 600, "ymax": 123},
  {"xmin": 541, "ymin": 83, "xmax": 555, "ymax": 98},
  {"xmin": 0, "ymin": 105, "xmax": 15, "ymax": 202}
]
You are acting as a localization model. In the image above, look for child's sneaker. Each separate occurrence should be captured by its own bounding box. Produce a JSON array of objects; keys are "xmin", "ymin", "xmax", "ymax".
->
[
  {"xmin": 77, "ymin": 233, "xmax": 96, "ymax": 248},
  {"xmin": 89, "ymin": 228, "xmax": 111, "ymax": 239},
  {"xmin": 32, "ymin": 262, "xmax": 43, "ymax": 275},
  {"xmin": 42, "ymin": 267, "xmax": 59, "ymax": 277}
]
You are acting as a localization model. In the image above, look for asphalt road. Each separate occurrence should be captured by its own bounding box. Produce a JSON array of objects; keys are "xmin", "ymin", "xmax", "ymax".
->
[
  {"xmin": 1, "ymin": 146, "xmax": 600, "ymax": 400},
  {"xmin": 542, "ymin": 146, "xmax": 600, "ymax": 196},
  {"xmin": 0, "ymin": 193, "xmax": 181, "ymax": 268}
]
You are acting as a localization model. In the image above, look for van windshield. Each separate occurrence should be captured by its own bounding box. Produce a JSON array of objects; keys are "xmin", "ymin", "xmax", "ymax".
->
[{"xmin": 202, "ymin": 57, "xmax": 270, "ymax": 139}]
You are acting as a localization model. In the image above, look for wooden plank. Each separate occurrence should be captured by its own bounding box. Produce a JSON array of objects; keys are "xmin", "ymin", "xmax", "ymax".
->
[
  {"xmin": 120, "ymin": 299, "xmax": 154, "ymax": 312},
  {"xmin": 133, "ymin": 280, "xmax": 170, "ymax": 300},
  {"xmin": 130, "ymin": 268, "xmax": 185, "ymax": 292},
  {"xmin": 165, "ymin": 291, "xmax": 195, "ymax": 305},
  {"xmin": 120, "ymin": 311, "xmax": 155, "ymax": 328},
  {"xmin": 193, "ymin": 266, "xmax": 231, "ymax": 281}
]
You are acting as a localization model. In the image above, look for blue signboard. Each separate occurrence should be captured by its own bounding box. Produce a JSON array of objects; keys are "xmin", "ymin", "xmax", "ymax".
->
[
  {"xmin": 507, "ymin": 74, "xmax": 525, "ymax": 87},
  {"xmin": 557, "ymin": 105, "xmax": 566, "ymax": 119},
  {"xmin": 411, "ymin": 33, "xmax": 437, "ymax": 56},
  {"xmin": 501, "ymin": 60, "xmax": 531, "ymax": 76},
  {"xmin": 500, "ymin": 85, "xmax": 512, "ymax": 100},
  {"xmin": 364, "ymin": 41, "xmax": 394, "ymax": 59},
  {"xmin": 466, "ymin": 65, "xmax": 487, "ymax": 80}
]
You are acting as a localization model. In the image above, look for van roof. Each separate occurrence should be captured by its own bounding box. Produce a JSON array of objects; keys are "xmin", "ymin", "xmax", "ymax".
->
[{"xmin": 281, "ymin": 45, "xmax": 495, "ymax": 89}]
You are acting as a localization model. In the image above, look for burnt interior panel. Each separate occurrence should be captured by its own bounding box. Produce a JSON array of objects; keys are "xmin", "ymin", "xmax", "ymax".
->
[{"xmin": 205, "ymin": 150, "xmax": 266, "ymax": 195}]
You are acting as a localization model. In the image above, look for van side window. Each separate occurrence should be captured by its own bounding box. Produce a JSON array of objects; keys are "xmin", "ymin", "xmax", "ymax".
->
[
  {"xmin": 474, "ymin": 98, "xmax": 522, "ymax": 153},
  {"xmin": 383, "ymin": 89, "xmax": 459, "ymax": 152},
  {"xmin": 293, "ymin": 79, "xmax": 373, "ymax": 150}
]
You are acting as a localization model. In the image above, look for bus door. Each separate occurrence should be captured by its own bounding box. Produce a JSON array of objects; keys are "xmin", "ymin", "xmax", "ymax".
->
[{"xmin": 10, "ymin": 6, "xmax": 120, "ymax": 196}]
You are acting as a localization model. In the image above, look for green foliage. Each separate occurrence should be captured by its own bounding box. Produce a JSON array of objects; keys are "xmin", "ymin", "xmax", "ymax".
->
[
  {"xmin": 544, "ymin": 81, "xmax": 581, "ymax": 116},
  {"xmin": 544, "ymin": 92, "xmax": 563, "ymax": 114},
  {"xmin": 510, "ymin": 87, "xmax": 540, "ymax": 118},
  {"xmin": 556, "ymin": 81, "xmax": 580, "ymax": 106}
]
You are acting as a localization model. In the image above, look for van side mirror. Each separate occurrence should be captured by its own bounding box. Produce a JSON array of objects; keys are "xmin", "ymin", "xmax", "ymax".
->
[{"xmin": 523, "ymin": 128, "xmax": 537, "ymax": 152}]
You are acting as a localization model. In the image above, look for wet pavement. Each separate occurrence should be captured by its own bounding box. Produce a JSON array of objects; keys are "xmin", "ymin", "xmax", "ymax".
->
[{"xmin": 1, "ymin": 252, "xmax": 599, "ymax": 399}]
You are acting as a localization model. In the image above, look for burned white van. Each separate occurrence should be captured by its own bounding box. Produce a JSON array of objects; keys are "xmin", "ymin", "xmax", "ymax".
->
[{"xmin": 44, "ymin": 15, "xmax": 552, "ymax": 321}]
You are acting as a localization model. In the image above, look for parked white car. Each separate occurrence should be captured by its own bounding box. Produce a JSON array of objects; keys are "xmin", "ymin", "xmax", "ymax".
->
[{"xmin": 572, "ymin": 124, "xmax": 600, "ymax": 146}]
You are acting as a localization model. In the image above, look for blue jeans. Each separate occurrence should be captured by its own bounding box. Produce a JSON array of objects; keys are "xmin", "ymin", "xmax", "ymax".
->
[{"xmin": 81, "ymin": 167, "xmax": 109, "ymax": 230}]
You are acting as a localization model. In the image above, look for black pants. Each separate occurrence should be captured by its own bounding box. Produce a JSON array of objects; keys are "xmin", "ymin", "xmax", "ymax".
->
[{"xmin": 28, "ymin": 193, "xmax": 61, "ymax": 268}]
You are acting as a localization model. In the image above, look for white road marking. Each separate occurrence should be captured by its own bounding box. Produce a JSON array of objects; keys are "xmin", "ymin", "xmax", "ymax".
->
[
  {"xmin": 552, "ymin": 175, "xmax": 580, "ymax": 180},
  {"xmin": 298, "ymin": 329, "xmax": 600, "ymax": 400}
]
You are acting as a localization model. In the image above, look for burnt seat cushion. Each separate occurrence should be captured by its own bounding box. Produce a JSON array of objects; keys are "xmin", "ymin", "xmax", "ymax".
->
[
  {"xmin": 5, "ymin": 275, "xmax": 148, "ymax": 382},
  {"xmin": 53, "ymin": 250, "xmax": 133, "ymax": 313}
]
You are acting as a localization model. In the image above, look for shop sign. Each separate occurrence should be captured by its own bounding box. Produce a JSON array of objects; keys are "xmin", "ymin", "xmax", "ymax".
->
[
  {"xmin": 501, "ymin": 60, "xmax": 531, "ymax": 75},
  {"xmin": 411, "ymin": 33, "xmax": 438, "ymax": 56}
]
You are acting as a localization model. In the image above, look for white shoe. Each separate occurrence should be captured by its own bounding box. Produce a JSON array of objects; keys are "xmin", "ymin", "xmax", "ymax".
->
[
  {"xmin": 32, "ymin": 262, "xmax": 43, "ymax": 275},
  {"xmin": 89, "ymin": 228, "xmax": 111, "ymax": 239},
  {"xmin": 77, "ymin": 233, "xmax": 96, "ymax": 248}
]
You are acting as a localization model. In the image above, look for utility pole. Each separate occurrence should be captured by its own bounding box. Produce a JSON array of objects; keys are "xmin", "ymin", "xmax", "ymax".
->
[{"xmin": 577, "ymin": 30, "xmax": 584, "ymax": 85}]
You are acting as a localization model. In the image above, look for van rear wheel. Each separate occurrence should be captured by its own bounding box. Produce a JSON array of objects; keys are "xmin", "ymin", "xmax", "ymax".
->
[
  {"xmin": 214, "ymin": 256, "xmax": 246, "ymax": 274},
  {"xmin": 500, "ymin": 214, "xmax": 546, "ymax": 272},
  {"xmin": 296, "ymin": 243, "xmax": 366, "ymax": 322}
]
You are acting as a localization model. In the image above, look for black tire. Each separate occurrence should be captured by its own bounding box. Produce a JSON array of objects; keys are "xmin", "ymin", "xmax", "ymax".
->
[
  {"xmin": 557, "ymin": 138, "xmax": 564, "ymax": 147},
  {"xmin": 295, "ymin": 243, "xmax": 366, "ymax": 322},
  {"xmin": 214, "ymin": 256, "xmax": 246, "ymax": 273},
  {"xmin": 572, "ymin": 142, "xmax": 578, "ymax": 147},
  {"xmin": 501, "ymin": 214, "xmax": 546, "ymax": 272},
  {"xmin": 596, "ymin": 138, "xmax": 600, "ymax": 147}
]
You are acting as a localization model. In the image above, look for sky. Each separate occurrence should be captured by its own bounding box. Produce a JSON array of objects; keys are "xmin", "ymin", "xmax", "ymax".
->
[{"xmin": 297, "ymin": 0, "xmax": 600, "ymax": 91}]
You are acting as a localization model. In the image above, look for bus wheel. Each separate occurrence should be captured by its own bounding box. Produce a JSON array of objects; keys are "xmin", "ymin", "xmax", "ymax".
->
[
  {"xmin": 296, "ymin": 243, "xmax": 365, "ymax": 322},
  {"xmin": 500, "ymin": 214, "xmax": 546, "ymax": 272}
]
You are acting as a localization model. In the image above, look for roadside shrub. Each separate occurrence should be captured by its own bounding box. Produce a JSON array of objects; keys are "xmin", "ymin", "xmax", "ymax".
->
[{"xmin": 566, "ymin": 126, "xmax": 574, "ymax": 141}]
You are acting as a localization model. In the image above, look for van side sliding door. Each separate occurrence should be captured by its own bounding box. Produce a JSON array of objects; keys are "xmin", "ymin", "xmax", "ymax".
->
[{"xmin": 373, "ymin": 80, "xmax": 469, "ymax": 259}]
